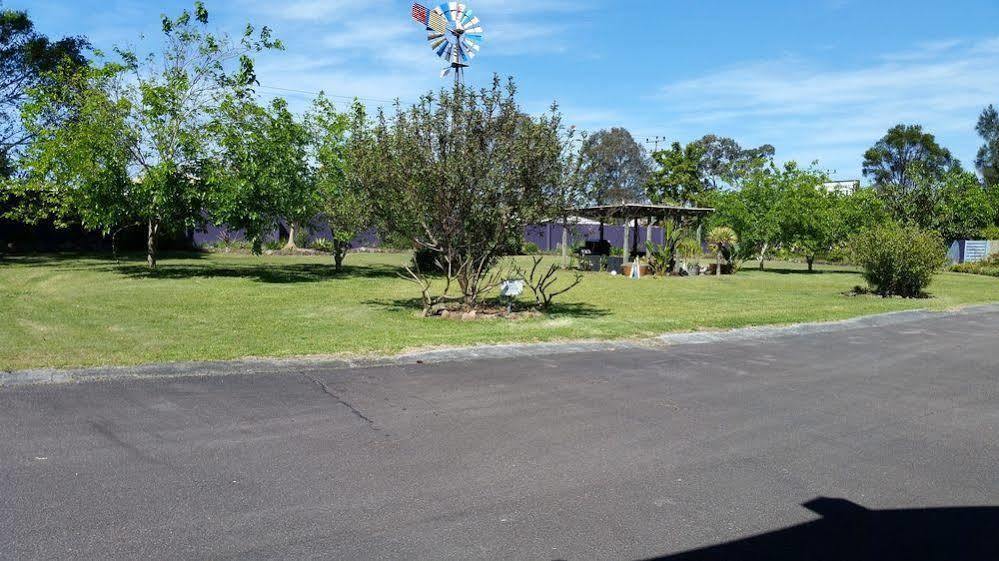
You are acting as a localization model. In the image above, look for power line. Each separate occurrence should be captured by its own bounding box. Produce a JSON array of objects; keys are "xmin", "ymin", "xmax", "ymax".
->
[{"xmin": 256, "ymin": 84, "xmax": 402, "ymax": 105}]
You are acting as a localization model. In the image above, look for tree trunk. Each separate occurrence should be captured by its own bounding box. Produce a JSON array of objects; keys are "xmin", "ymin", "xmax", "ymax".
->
[
  {"xmin": 716, "ymin": 251, "xmax": 722, "ymax": 276},
  {"xmin": 758, "ymin": 242, "xmax": 769, "ymax": 271},
  {"xmin": 283, "ymin": 221, "xmax": 300, "ymax": 250},
  {"xmin": 560, "ymin": 224, "xmax": 570, "ymax": 269},
  {"xmin": 807, "ymin": 255, "xmax": 815, "ymax": 272},
  {"xmin": 146, "ymin": 218, "xmax": 159, "ymax": 269},
  {"xmin": 333, "ymin": 241, "xmax": 346, "ymax": 271}
]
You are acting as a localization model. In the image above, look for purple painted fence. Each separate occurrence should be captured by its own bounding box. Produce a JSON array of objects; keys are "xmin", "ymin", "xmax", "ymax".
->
[
  {"xmin": 194, "ymin": 221, "xmax": 665, "ymax": 252},
  {"xmin": 523, "ymin": 223, "xmax": 666, "ymax": 252}
]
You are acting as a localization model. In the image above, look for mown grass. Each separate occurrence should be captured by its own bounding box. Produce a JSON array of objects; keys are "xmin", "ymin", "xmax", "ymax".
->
[{"xmin": 3, "ymin": 251, "xmax": 999, "ymax": 370}]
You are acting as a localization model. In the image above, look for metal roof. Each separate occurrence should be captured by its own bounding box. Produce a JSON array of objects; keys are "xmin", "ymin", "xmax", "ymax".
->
[{"xmin": 570, "ymin": 203, "xmax": 714, "ymax": 221}]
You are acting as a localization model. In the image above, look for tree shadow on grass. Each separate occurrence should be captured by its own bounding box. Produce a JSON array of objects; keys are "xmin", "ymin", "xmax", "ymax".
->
[
  {"xmin": 116, "ymin": 261, "xmax": 401, "ymax": 283},
  {"xmin": 4, "ymin": 251, "xmax": 402, "ymax": 281},
  {"xmin": 755, "ymin": 267, "xmax": 858, "ymax": 276}
]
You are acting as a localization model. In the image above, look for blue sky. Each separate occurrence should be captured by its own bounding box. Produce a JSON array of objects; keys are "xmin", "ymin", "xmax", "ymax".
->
[{"xmin": 14, "ymin": 0, "xmax": 999, "ymax": 180}]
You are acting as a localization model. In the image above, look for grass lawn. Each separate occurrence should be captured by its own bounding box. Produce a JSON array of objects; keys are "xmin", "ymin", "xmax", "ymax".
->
[{"xmin": 3, "ymin": 251, "xmax": 999, "ymax": 371}]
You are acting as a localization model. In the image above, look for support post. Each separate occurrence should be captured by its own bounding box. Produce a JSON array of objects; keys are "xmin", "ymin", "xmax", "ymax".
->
[
  {"xmin": 646, "ymin": 217, "xmax": 654, "ymax": 252},
  {"xmin": 632, "ymin": 218, "xmax": 640, "ymax": 257},
  {"xmin": 622, "ymin": 219, "xmax": 630, "ymax": 265}
]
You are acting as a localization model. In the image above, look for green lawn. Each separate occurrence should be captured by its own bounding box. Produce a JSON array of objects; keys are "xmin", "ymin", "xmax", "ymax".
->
[{"xmin": 3, "ymin": 251, "xmax": 999, "ymax": 371}]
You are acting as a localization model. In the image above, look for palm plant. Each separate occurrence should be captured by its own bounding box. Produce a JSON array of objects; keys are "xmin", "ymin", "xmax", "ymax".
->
[{"xmin": 707, "ymin": 226, "xmax": 738, "ymax": 277}]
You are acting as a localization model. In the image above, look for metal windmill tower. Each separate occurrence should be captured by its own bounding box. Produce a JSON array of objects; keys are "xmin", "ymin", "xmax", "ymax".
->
[{"xmin": 410, "ymin": 2, "xmax": 484, "ymax": 86}]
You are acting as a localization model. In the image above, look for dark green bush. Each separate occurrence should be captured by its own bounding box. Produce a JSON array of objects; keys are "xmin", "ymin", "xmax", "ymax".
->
[
  {"xmin": 522, "ymin": 242, "xmax": 540, "ymax": 255},
  {"xmin": 849, "ymin": 223, "xmax": 947, "ymax": 297}
]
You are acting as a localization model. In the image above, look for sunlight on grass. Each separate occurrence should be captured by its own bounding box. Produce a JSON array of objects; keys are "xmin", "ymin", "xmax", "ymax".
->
[{"xmin": 2, "ymin": 251, "xmax": 999, "ymax": 370}]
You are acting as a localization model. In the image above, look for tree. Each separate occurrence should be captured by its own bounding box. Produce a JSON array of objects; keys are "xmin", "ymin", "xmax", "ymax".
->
[
  {"xmin": 580, "ymin": 127, "xmax": 649, "ymax": 204},
  {"xmin": 976, "ymin": 105, "xmax": 999, "ymax": 187},
  {"xmin": 318, "ymin": 97, "xmax": 366, "ymax": 271},
  {"xmin": 354, "ymin": 77, "xmax": 562, "ymax": 312},
  {"xmin": 12, "ymin": 3, "xmax": 280, "ymax": 268},
  {"xmin": 778, "ymin": 165, "xmax": 837, "ymax": 271},
  {"xmin": 693, "ymin": 134, "xmax": 774, "ymax": 190},
  {"xmin": 206, "ymin": 96, "xmax": 311, "ymax": 254},
  {"xmin": 913, "ymin": 168, "xmax": 997, "ymax": 241},
  {"xmin": 548, "ymin": 121, "xmax": 589, "ymax": 269},
  {"xmin": 863, "ymin": 124, "xmax": 960, "ymax": 216},
  {"xmin": 1, "ymin": 7, "xmax": 88, "ymax": 177},
  {"xmin": 646, "ymin": 141, "xmax": 705, "ymax": 206},
  {"xmin": 710, "ymin": 163, "xmax": 830, "ymax": 271}
]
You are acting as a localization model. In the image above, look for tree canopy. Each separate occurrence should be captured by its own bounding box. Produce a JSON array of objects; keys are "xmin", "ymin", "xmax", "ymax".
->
[
  {"xmin": 863, "ymin": 124, "xmax": 960, "ymax": 216},
  {"xmin": 10, "ymin": 2, "xmax": 281, "ymax": 267},
  {"xmin": 1, "ymin": 7, "xmax": 89, "ymax": 177},
  {"xmin": 646, "ymin": 141, "xmax": 706, "ymax": 206},
  {"xmin": 580, "ymin": 127, "xmax": 649, "ymax": 204},
  {"xmin": 354, "ymin": 77, "xmax": 563, "ymax": 311},
  {"xmin": 692, "ymin": 134, "xmax": 774, "ymax": 190},
  {"xmin": 976, "ymin": 105, "xmax": 999, "ymax": 187}
]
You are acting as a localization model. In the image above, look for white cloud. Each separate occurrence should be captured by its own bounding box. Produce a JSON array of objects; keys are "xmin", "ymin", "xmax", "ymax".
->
[{"xmin": 650, "ymin": 37, "xmax": 999, "ymax": 178}]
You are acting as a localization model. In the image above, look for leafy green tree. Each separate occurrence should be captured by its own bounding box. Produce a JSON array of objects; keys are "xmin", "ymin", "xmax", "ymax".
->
[
  {"xmin": 912, "ymin": 168, "xmax": 997, "ymax": 241},
  {"xmin": 206, "ymin": 96, "xmax": 310, "ymax": 253},
  {"xmin": 863, "ymin": 124, "xmax": 960, "ymax": 217},
  {"xmin": 1, "ymin": 7, "xmax": 88, "ymax": 177},
  {"xmin": 580, "ymin": 127, "xmax": 649, "ymax": 204},
  {"xmin": 777, "ymin": 165, "xmax": 836, "ymax": 271},
  {"xmin": 12, "ymin": 3, "xmax": 280, "ymax": 268},
  {"xmin": 354, "ymin": 77, "xmax": 563, "ymax": 312},
  {"xmin": 317, "ymin": 97, "xmax": 365, "ymax": 271},
  {"xmin": 646, "ymin": 141, "xmax": 705, "ymax": 206},
  {"xmin": 976, "ymin": 105, "xmax": 999, "ymax": 187},
  {"xmin": 693, "ymin": 134, "xmax": 774, "ymax": 190},
  {"xmin": 708, "ymin": 167, "xmax": 782, "ymax": 270}
]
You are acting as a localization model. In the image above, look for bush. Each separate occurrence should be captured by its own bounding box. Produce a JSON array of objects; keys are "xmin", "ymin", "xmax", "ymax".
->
[
  {"xmin": 951, "ymin": 252, "xmax": 999, "ymax": 277},
  {"xmin": 849, "ymin": 223, "xmax": 947, "ymax": 297},
  {"xmin": 522, "ymin": 242, "xmax": 540, "ymax": 255},
  {"xmin": 979, "ymin": 225, "xmax": 999, "ymax": 240},
  {"xmin": 309, "ymin": 238, "xmax": 335, "ymax": 253}
]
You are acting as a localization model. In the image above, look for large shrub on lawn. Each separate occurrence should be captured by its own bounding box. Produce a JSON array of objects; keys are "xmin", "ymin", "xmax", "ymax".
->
[{"xmin": 849, "ymin": 223, "xmax": 947, "ymax": 297}]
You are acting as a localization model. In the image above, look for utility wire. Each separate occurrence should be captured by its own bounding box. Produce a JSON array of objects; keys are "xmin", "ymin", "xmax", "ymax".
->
[{"xmin": 256, "ymin": 84, "xmax": 402, "ymax": 105}]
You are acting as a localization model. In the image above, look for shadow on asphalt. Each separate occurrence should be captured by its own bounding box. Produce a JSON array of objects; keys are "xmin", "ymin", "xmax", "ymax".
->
[{"xmin": 623, "ymin": 497, "xmax": 999, "ymax": 561}]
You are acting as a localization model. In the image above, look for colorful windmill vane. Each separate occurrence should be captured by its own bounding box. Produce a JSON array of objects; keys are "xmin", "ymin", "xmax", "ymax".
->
[{"xmin": 410, "ymin": 2, "xmax": 484, "ymax": 84}]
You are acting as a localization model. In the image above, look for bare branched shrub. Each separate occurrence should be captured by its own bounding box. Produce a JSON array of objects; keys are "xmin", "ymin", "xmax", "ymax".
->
[{"xmin": 516, "ymin": 256, "xmax": 583, "ymax": 311}]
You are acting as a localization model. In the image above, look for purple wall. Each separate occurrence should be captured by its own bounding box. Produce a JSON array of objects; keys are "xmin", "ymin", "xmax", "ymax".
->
[
  {"xmin": 523, "ymin": 223, "xmax": 666, "ymax": 252},
  {"xmin": 194, "ymin": 221, "xmax": 666, "ymax": 252}
]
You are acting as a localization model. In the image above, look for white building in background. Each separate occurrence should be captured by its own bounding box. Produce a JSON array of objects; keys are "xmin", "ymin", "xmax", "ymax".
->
[{"xmin": 822, "ymin": 180, "xmax": 861, "ymax": 195}]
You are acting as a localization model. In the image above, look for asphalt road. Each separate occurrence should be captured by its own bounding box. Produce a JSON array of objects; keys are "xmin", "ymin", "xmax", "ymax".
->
[{"xmin": 2, "ymin": 308, "xmax": 999, "ymax": 560}]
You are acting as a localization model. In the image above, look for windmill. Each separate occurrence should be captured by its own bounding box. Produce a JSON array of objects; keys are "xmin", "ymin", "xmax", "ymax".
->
[{"xmin": 410, "ymin": 2, "xmax": 484, "ymax": 85}]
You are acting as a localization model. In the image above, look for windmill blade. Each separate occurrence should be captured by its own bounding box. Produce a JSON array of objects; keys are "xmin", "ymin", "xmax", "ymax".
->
[
  {"xmin": 410, "ymin": 3, "xmax": 429, "ymax": 26},
  {"xmin": 440, "ymin": 66, "xmax": 452, "ymax": 78},
  {"xmin": 428, "ymin": 7, "xmax": 448, "ymax": 33}
]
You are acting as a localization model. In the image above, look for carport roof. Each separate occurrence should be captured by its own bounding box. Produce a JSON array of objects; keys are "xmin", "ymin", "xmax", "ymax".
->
[{"xmin": 570, "ymin": 203, "xmax": 714, "ymax": 221}]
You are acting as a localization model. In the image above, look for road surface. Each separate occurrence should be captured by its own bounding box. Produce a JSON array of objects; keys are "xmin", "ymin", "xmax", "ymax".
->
[{"xmin": 3, "ymin": 307, "xmax": 998, "ymax": 560}]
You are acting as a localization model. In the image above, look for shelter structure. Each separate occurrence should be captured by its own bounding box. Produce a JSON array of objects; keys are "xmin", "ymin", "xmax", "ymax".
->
[{"xmin": 571, "ymin": 203, "xmax": 714, "ymax": 263}]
